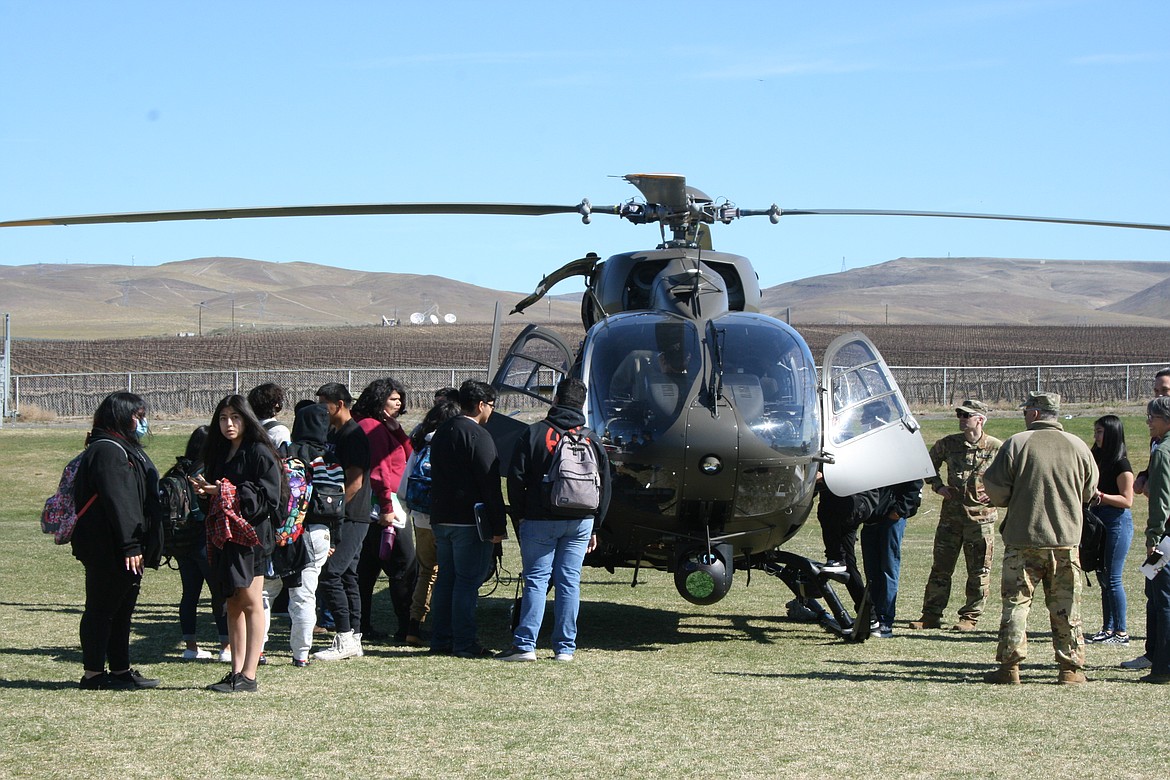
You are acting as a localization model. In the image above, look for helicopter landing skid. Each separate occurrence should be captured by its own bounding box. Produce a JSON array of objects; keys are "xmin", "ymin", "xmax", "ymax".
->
[{"xmin": 760, "ymin": 551, "xmax": 871, "ymax": 644}]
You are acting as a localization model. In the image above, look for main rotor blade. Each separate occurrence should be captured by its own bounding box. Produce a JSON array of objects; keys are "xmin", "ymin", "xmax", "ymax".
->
[
  {"xmin": 777, "ymin": 208, "xmax": 1170, "ymax": 232},
  {"xmin": 0, "ymin": 202, "xmax": 583, "ymax": 228}
]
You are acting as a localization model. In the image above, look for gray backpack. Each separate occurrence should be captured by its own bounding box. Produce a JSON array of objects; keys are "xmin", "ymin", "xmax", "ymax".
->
[{"xmin": 541, "ymin": 426, "xmax": 601, "ymax": 518}]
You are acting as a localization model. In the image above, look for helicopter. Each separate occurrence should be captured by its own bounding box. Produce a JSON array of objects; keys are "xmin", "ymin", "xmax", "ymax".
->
[{"xmin": 5, "ymin": 172, "xmax": 1169, "ymax": 641}]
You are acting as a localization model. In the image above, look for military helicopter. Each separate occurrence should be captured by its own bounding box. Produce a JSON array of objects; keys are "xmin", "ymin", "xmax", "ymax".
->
[{"xmin": 6, "ymin": 173, "xmax": 1169, "ymax": 640}]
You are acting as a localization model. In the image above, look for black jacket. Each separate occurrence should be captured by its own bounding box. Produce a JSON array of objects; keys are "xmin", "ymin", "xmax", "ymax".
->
[
  {"xmin": 818, "ymin": 479, "xmax": 924, "ymax": 528},
  {"xmin": 507, "ymin": 404, "xmax": 612, "ymax": 524},
  {"xmin": 71, "ymin": 430, "xmax": 159, "ymax": 565},
  {"xmin": 429, "ymin": 415, "xmax": 507, "ymax": 535},
  {"xmin": 204, "ymin": 439, "xmax": 282, "ymax": 556}
]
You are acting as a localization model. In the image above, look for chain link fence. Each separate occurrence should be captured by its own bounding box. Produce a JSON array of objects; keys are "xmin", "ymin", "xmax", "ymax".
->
[{"xmin": 8, "ymin": 362, "xmax": 1166, "ymax": 420}]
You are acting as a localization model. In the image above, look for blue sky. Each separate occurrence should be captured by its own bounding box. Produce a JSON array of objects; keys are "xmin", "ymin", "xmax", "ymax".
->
[{"xmin": 1, "ymin": 0, "xmax": 1167, "ymax": 294}]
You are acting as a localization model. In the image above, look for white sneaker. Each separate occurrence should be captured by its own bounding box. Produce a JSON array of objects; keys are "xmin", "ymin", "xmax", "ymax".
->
[
  {"xmin": 495, "ymin": 647, "xmax": 537, "ymax": 662},
  {"xmin": 217, "ymin": 648, "xmax": 232, "ymax": 663},
  {"xmin": 553, "ymin": 653, "xmax": 574, "ymax": 662},
  {"xmin": 182, "ymin": 648, "xmax": 212, "ymax": 661},
  {"xmin": 352, "ymin": 632, "xmax": 364, "ymax": 658},
  {"xmin": 314, "ymin": 631, "xmax": 361, "ymax": 661},
  {"xmin": 1121, "ymin": 654, "xmax": 1153, "ymax": 670}
]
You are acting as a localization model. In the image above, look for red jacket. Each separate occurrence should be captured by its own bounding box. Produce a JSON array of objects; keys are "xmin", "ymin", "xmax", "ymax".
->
[{"xmin": 356, "ymin": 415, "xmax": 413, "ymax": 513}]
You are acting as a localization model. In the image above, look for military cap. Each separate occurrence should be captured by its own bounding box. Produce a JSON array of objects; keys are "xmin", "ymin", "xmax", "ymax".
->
[
  {"xmin": 1020, "ymin": 391, "xmax": 1060, "ymax": 412},
  {"xmin": 955, "ymin": 399, "xmax": 990, "ymax": 416}
]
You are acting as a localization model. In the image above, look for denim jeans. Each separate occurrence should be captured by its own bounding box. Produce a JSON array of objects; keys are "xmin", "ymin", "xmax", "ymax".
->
[
  {"xmin": 513, "ymin": 518, "xmax": 594, "ymax": 655},
  {"xmin": 177, "ymin": 533, "xmax": 228, "ymax": 643},
  {"xmin": 431, "ymin": 524, "xmax": 494, "ymax": 654},
  {"xmin": 860, "ymin": 516, "xmax": 906, "ymax": 626},
  {"xmin": 1096, "ymin": 506, "xmax": 1133, "ymax": 633},
  {"xmin": 318, "ymin": 520, "xmax": 366, "ymax": 634},
  {"xmin": 289, "ymin": 524, "xmax": 332, "ymax": 661}
]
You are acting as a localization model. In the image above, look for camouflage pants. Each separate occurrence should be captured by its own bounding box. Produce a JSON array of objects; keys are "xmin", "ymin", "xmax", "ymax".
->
[
  {"xmin": 919, "ymin": 515, "xmax": 994, "ymax": 622},
  {"xmin": 995, "ymin": 545, "xmax": 1084, "ymax": 669}
]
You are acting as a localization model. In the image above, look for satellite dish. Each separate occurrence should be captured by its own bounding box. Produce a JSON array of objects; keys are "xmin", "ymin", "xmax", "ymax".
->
[
  {"xmin": 429, "ymin": 314, "xmax": 439, "ymax": 324},
  {"xmin": 444, "ymin": 313, "xmax": 457, "ymax": 324},
  {"xmin": 409, "ymin": 312, "xmax": 424, "ymax": 325}
]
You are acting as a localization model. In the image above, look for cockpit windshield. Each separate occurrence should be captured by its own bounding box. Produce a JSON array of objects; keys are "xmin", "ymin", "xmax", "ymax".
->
[
  {"xmin": 585, "ymin": 313, "xmax": 701, "ymax": 448},
  {"xmin": 713, "ymin": 313, "xmax": 819, "ymax": 453}
]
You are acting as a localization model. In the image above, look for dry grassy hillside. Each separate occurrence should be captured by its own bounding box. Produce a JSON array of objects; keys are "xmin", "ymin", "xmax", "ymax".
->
[
  {"xmin": 763, "ymin": 257, "xmax": 1170, "ymax": 325},
  {"xmin": 0, "ymin": 257, "xmax": 581, "ymax": 338}
]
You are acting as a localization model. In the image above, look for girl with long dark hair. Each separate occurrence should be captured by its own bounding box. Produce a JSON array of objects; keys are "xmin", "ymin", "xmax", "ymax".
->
[
  {"xmin": 191, "ymin": 394, "xmax": 282, "ymax": 692},
  {"xmin": 73, "ymin": 391, "xmax": 162, "ymax": 690},
  {"xmin": 1087, "ymin": 414, "xmax": 1135, "ymax": 645},
  {"xmin": 351, "ymin": 377, "xmax": 416, "ymax": 641}
]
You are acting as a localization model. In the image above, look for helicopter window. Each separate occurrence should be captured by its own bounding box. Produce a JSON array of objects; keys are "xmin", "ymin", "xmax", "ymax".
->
[
  {"xmin": 827, "ymin": 341, "xmax": 908, "ymax": 445},
  {"xmin": 714, "ymin": 315, "xmax": 819, "ymax": 452},
  {"xmin": 584, "ymin": 314, "xmax": 702, "ymax": 448}
]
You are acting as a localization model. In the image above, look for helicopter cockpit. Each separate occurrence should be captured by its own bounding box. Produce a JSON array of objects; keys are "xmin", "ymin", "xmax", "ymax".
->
[{"xmin": 584, "ymin": 310, "xmax": 819, "ymax": 459}]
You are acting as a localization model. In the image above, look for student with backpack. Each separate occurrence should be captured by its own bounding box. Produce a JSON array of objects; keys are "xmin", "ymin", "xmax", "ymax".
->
[
  {"xmin": 165, "ymin": 425, "xmax": 230, "ymax": 661},
  {"xmin": 72, "ymin": 391, "xmax": 164, "ymax": 690},
  {"xmin": 191, "ymin": 394, "xmax": 283, "ymax": 693},
  {"xmin": 283, "ymin": 402, "xmax": 345, "ymax": 666},
  {"xmin": 398, "ymin": 397, "xmax": 461, "ymax": 646},
  {"xmin": 497, "ymin": 378, "xmax": 611, "ymax": 662}
]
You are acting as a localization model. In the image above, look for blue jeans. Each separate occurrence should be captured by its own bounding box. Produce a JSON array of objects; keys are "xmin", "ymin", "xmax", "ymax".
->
[
  {"xmin": 431, "ymin": 524, "xmax": 494, "ymax": 654},
  {"xmin": 513, "ymin": 518, "xmax": 593, "ymax": 655},
  {"xmin": 177, "ymin": 535, "xmax": 228, "ymax": 643},
  {"xmin": 1096, "ymin": 506, "xmax": 1133, "ymax": 633},
  {"xmin": 860, "ymin": 516, "xmax": 906, "ymax": 626}
]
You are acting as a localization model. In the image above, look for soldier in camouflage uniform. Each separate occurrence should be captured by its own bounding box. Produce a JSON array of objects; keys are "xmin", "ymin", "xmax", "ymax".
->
[
  {"xmin": 981, "ymin": 392, "xmax": 1098, "ymax": 685},
  {"xmin": 907, "ymin": 400, "xmax": 1001, "ymax": 632}
]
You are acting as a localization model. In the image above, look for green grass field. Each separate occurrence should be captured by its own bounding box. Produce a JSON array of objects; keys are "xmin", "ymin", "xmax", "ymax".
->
[{"xmin": 0, "ymin": 413, "xmax": 1159, "ymax": 779}]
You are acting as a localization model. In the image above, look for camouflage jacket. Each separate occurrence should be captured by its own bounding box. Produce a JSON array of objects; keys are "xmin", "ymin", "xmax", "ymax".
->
[{"xmin": 927, "ymin": 431, "xmax": 1003, "ymax": 523}]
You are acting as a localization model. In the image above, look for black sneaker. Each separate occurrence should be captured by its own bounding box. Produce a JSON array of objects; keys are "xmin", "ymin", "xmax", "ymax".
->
[
  {"xmin": 233, "ymin": 674, "xmax": 259, "ymax": 693},
  {"xmin": 206, "ymin": 671, "xmax": 238, "ymax": 693},
  {"xmin": 79, "ymin": 672, "xmax": 111, "ymax": 690},
  {"xmin": 292, "ymin": 658, "xmax": 311, "ymax": 668},
  {"xmin": 108, "ymin": 669, "xmax": 160, "ymax": 689},
  {"xmin": 822, "ymin": 560, "xmax": 847, "ymax": 574},
  {"xmin": 454, "ymin": 646, "xmax": 494, "ymax": 659},
  {"xmin": 257, "ymin": 653, "xmax": 268, "ymax": 666}
]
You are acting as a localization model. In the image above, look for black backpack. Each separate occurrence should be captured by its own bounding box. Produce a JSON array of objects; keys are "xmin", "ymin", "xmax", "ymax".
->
[
  {"xmin": 159, "ymin": 457, "xmax": 205, "ymax": 561},
  {"xmin": 1080, "ymin": 503, "xmax": 1107, "ymax": 580}
]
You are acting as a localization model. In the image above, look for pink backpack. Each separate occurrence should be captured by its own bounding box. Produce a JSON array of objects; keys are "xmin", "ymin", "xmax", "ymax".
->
[{"xmin": 41, "ymin": 440, "xmax": 127, "ymax": 545}]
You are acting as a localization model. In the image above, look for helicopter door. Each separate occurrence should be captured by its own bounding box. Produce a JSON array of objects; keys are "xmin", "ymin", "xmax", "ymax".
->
[
  {"xmin": 819, "ymin": 332, "xmax": 935, "ymax": 496},
  {"xmin": 490, "ymin": 323, "xmax": 575, "ymax": 404}
]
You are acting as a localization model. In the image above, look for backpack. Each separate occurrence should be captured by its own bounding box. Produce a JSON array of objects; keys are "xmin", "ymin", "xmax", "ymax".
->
[
  {"xmin": 41, "ymin": 439, "xmax": 128, "ymax": 545},
  {"xmin": 541, "ymin": 425, "xmax": 602, "ymax": 518},
  {"xmin": 303, "ymin": 451, "xmax": 345, "ymax": 525},
  {"xmin": 1080, "ymin": 502, "xmax": 1107, "ymax": 579},
  {"xmin": 273, "ymin": 454, "xmax": 312, "ymax": 547},
  {"xmin": 158, "ymin": 458, "xmax": 205, "ymax": 559},
  {"xmin": 404, "ymin": 444, "xmax": 433, "ymax": 514}
]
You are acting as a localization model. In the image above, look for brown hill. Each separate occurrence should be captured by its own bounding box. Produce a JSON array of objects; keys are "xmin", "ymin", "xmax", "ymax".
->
[
  {"xmin": 0, "ymin": 257, "xmax": 581, "ymax": 338},
  {"xmin": 762, "ymin": 257, "xmax": 1170, "ymax": 325},
  {"xmin": 4, "ymin": 255, "xmax": 1169, "ymax": 339}
]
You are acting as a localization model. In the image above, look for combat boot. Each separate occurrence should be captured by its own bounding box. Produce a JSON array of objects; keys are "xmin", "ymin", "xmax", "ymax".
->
[
  {"xmin": 1057, "ymin": 665, "xmax": 1087, "ymax": 686},
  {"xmin": 982, "ymin": 664, "xmax": 1020, "ymax": 684},
  {"xmin": 907, "ymin": 615, "xmax": 941, "ymax": 630},
  {"xmin": 953, "ymin": 618, "xmax": 979, "ymax": 632}
]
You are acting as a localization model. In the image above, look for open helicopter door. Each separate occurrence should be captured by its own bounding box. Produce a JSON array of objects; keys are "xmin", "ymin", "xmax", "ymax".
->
[
  {"xmin": 819, "ymin": 332, "xmax": 935, "ymax": 496},
  {"xmin": 486, "ymin": 323, "xmax": 576, "ymax": 470}
]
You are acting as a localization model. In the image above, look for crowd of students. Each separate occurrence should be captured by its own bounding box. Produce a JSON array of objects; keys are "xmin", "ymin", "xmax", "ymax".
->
[{"xmin": 68, "ymin": 369, "xmax": 1169, "ymax": 690}]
